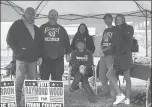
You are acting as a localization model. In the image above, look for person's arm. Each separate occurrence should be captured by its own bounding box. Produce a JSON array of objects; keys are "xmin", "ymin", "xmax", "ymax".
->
[
  {"xmin": 121, "ymin": 25, "xmax": 134, "ymax": 54},
  {"xmin": 64, "ymin": 28, "xmax": 72, "ymax": 54},
  {"xmin": 71, "ymin": 51, "xmax": 79, "ymax": 71},
  {"xmin": 102, "ymin": 46, "xmax": 111, "ymax": 52},
  {"xmin": 39, "ymin": 25, "xmax": 45, "ymax": 58},
  {"xmin": 100, "ymin": 30, "xmax": 107, "ymax": 56},
  {"xmin": 37, "ymin": 26, "xmax": 44, "ymax": 65},
  {"xmin": 63, "ymin": 28, "xmax": 72, "ymax": 62},
  {"xmin": 6, "ymin": 21, "xmax": 21, "ymax": 53},
  {"xmin": 70, "ymin": 35, "xmax": 76, "ymax": 51},
  {"xmin": 103, "ymin": 45, "xmax": 113, "ymax": 55},
  {"xmin": 86, "ymin": 51, "xmax": 93, "ymax": 67}
]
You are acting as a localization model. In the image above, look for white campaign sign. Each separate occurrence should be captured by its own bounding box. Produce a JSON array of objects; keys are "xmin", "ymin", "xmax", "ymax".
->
[
  {"xmin": 0, "ymin": 81, "xmax": 16, "ymax": 107},
  {"xmin": 24, "ymin": 80, "xmax": 64, "ymax": 107}
]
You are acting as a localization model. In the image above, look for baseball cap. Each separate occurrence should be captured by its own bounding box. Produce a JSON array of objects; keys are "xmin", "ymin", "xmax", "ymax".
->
[
  {"xmin": 103, "ymin": 13, "xmax": 113, "ymax": 19},
  {"xmin": 76, "ymin": 39, "xmax": 85, "ymax": 45},
  {"xmin": 75, "ymin": 39, "xmax": 86, "ymax": 48}
]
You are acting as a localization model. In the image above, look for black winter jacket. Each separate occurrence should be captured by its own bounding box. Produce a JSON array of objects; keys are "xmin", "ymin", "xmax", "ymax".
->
[{"xmin": 6, "ymin": 19, "xmax": 44, "ymax": 62}]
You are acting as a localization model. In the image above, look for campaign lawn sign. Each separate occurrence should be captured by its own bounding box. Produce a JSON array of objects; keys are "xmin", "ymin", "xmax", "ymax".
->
[
  {"xmin": 0, "ymin": 81, "xmax": 16, "ymax": 107},
  {"xmin": 24, "ymin": 80, "xmax": 64, "ymax": 107}
]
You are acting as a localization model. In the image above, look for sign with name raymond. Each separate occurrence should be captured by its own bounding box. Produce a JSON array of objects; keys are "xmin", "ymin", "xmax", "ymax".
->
[
  {"xmin": 0, "ymin": 81, "xmax": 16, "ymax": 107},
  {"xmin": 24, "ymin": 80, "xmax": 64, "ymax": 107}
]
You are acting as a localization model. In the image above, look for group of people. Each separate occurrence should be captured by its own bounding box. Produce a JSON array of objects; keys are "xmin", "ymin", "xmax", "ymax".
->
[{"xmin": 6, "ymin": 7, "xmax": 134, "ymax": 106}]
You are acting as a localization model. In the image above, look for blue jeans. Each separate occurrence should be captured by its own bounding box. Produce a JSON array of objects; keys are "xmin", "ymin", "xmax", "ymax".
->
[
  {"xmin": 99, "ymin": 55, "xmax": 114, "ymax": 89},
  {"xmin": 15, "ymin": 60, "xmax": 37, "ymax": 107},
  {"xmin": 99, "ymin": 55, "xmax": 117, "ymax": 97}
]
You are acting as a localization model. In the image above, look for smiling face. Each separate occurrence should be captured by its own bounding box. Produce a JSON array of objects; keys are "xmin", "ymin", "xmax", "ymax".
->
[
  {"xmin": 79, "ymin": 25, "xmax": 86, "ymax": 34},
  {"xmin": 116, "ymin": 16, "xmax": 123, "ymax": 25},
  {"xmin": 104, "ymin": 16, "xmax": 113, "ymax": 26},
  {"xmin": 76, "ymin": 42, "xmax": 85, "ymax": 51},
  {"xmin": 115, "ymin": 15, "xmax": 126, "ymax": 26}
]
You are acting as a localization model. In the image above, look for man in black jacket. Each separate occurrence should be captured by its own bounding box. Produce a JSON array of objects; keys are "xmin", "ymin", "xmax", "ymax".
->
[
  {"xmin": 6, "ymin": 7, "xmax": 44, "ymax": 107},
  {"xmin": 39, "ymin": 9, "xmax": 72, "ymax": 81}
]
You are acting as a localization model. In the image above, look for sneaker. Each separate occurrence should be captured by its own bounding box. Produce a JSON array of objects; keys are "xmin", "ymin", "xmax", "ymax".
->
[
  {"xmin": 113, "ymin": 93, "xmax": 125, "ymax": 105},
  {"xmin": 124, "ymin": 98, "xmax": 130, "ymax": 105},
  {"xmin": 120, "ymin": 98, "xmax": 130, "ymax": 105}
]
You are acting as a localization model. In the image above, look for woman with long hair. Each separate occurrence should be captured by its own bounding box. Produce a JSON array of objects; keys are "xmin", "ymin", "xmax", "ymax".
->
[
  {"xmin": 106, "ymin": 14, "xmax": 134, "ymax": 105},
  {"xmin": 71, "ymin": 23, "xmax": 95, "ymax": 54}
]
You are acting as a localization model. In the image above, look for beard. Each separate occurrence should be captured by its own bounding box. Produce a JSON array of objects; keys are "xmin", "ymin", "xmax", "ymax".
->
[
  {"xmin": 49, "ymin": 17, "xmax": 57, "ymax": 21},
  {"xmin": 49, "ymin": 17, "xmax": 57, "ymax": 25}
]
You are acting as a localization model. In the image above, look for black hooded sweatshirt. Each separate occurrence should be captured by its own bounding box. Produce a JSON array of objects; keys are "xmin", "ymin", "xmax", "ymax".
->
[
  {"xmin": 6, "ymin": 19, "xmax": 44, "ymax": 62},
  {"xmin": 113, "ymin": 23, "xmax": 134, "ymax": 70}
]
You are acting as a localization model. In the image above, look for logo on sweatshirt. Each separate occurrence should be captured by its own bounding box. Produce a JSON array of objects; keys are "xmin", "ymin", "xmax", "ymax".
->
[
  {"xmin": 102, "ymin": 32, "xmax": 113, "ymax": 46},
  {"xmin": 103, "ymin": 32, "xmax": 113, "ymax": 41},
  {"xmin": 44, "ymin": 27, "xmax": 60, "ymax": 34},
  {"xmin": 44, "ymin": 27, "xmax": 60, "ymax": 41},
  {"xmin": 76, "ymin": 55, "xmax": 88, "ymax": 61}
]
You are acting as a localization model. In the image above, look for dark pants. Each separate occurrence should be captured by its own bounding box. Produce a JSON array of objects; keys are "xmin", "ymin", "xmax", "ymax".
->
[
  {"xmin": 71, "ymin": 69, "xmax": 95, "ymax": 97},
  {"xmin": 41, "ymin": 56, "xmax": 64, "ymax": 81}
]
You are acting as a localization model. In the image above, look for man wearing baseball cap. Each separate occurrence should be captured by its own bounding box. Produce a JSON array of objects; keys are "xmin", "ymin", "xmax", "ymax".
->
[{"xmin": 98, "ymin": 13, "xmax": 117, "ymax": 101}]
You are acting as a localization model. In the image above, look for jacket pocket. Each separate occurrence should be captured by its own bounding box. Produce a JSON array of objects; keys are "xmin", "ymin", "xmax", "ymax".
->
[{"xmin": 15, "ymin": 48, "xmax": 26, "ymax": 58}]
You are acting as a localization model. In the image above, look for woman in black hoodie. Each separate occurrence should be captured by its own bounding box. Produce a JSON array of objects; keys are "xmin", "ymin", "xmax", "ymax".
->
[
  {"xmin": 71, "ymin": 23, "xmax": 95, "ymax": 54},
  {"xmin": 106, "ymin": 14, "xmax": 134, "ymax": 105}
]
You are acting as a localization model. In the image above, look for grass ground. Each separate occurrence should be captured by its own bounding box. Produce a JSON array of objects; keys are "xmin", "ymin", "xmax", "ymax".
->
[
  {"xmin": 64, "ymin": 84, "xmax": 146, "ymax": 107},
  {"xmin": 1, "ymin": 56, "xmax": 149, "ymax": 107},
  {"xmin": 19, "ymin": 83, "xmax": 146, "ymax": 107}
]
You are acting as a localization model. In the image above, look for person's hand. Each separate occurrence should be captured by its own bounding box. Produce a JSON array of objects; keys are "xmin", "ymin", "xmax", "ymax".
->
[
  {"xmin": 37, "ymin": 58, "xmax": 42, "ymax": 65},
  {"xmin": 100, "ymin": 52, "xmax": 105, "ymax": 57},
  {"xmin": 66, "ymin": 54, "xmax": 71, "ymax": 62},
  {"xmin": 79, "ymin": 65, "xmax": 86, "ymax": 75}
]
